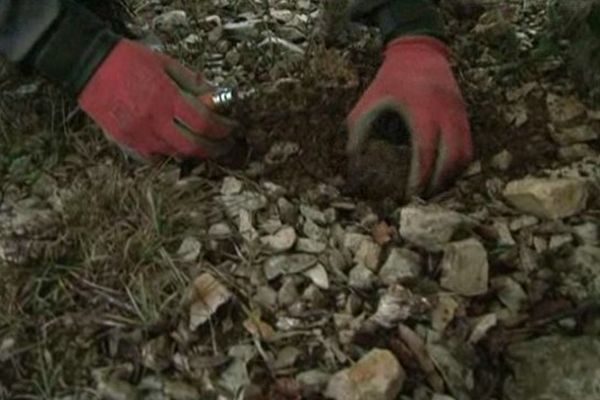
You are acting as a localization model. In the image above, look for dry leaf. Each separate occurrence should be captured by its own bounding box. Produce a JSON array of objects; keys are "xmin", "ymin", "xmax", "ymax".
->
[
  {"xmin": 372, "ymin": 221, "xmax": 394, "ymax": 245},
  {"xmin": 189, "ymin": 273, "xmax": 232, "ymax": 330},
  {"xmin": 244, "ymin": 317, "xmax": 276, "ymax": 341}
]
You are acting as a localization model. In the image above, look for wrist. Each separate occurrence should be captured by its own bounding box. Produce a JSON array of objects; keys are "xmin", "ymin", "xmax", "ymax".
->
[
  {"xmin": 24, "ymin": 0, "xmax": 120, "ymax": 96},
  {"xmin": 350, "ymin": 0, "xmax": 446, "ymax": 44}
]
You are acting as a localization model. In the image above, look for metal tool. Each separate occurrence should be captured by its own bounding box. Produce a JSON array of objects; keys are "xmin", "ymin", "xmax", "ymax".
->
[{"xmin": 203, "ymin": 86, "xmax": 256, "ymax": 113}]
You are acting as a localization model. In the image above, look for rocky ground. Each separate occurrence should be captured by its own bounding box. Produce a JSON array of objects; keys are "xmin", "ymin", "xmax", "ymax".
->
[{"xmin": 1, "ymin": 0, "xmax": 600, "ymax": 399}]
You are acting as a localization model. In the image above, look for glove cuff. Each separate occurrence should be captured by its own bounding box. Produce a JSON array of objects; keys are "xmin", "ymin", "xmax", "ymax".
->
[
  {"xmin": 350, "ymin": 0, "xmax": 445, "ymax": 44},
  {"xmin": 23, "ymin": 0, "xmax": 120, "ymax": 96}
]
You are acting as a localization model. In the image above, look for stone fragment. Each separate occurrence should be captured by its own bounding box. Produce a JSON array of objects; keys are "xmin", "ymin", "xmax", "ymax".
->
[
  {"xmin": 354, "ymin": 239, "xmax": 382, "ymax": 272},
  {"xmin": 546, "ymin": 93, "xmax": 586, "ymax": 123},
  {"xmin": 370, "ymin": 285, "xmax": 428, "ymax": 328},
  {"xmin": 379, "ymin": 248, "xmax": 422, "ymax": 285},
  {"xmin": 176, "ymin": 237, "xmax": 202, "ymax": 262},
  {"xmin": 493, "ymin": 221, "xmax": 516, "ymax": 246},
  {"xmin": 504, "ymin": 178, "xmax": 588, "ymax": 219},
  {"xmin": 208, "ymin": 223, "xmax": 232, "ymax": 238},
  {"xmin": 153, "ymin": 10, "xmax": 188, "ymax": 32},
  {"xmin": 253, "ymin": 286, "xmax": 278, "ymax": 311},
  {"xmin": 303, "ymin": 218, "xmax": 328, "ymax": 241},
  {"xmin": 220, "ymin": 176, "xmax": 243, "ymax": 195},
  {"xmin": 562, "ymin": 246, "xmax": 600, "ymax": 300},
  {"xmin": 504, "ymin": 335, "xmax": 600, "ymax": 400},
  {"xmin": 297, "ymin": 370, "xmax": 331, "ymax": 397},
  {"xmin": 431, "ymin": 294, "xmax": 460, "ymax": 332},
  {"xmin": 551, "ymin": 124, "xmax": 599, "ymax": 145},
  {"xmin": 348, "ymin": 264, "xmax": 377, "ymax": 290},
  {"xmin": 493, "ymin": 277, "xmax": 528, "ymax": 314},
  {"xmin": 325, "ymin": 349, "xmax": 405, "ymax": 400},
  {"xmin": 97, "ymin": 378, "xmax": 138, "ymax": 400},
  {"xmin": 264, "ymin": 254, "xmax": 318, "ymax": 281},
  {"xmin": 278, "ymin": 197, "xmax": 298, "ymax": 225},
  {"xmin": 440, "ymin": 239, "xmax": 489, "ymax": 297},
  {"xmin": 278, "ymin": 278, "xmax": 300, "ymax": 308},
  {"xmin": 549, "ymin": 233, "xmax": 574, "ymax": 249},
  {"xmin": 274, "ymin": 346, "xmax": 301, "ymax": 370},
  {"xmin": 573, "ymin": 222, "xmax": 599, "ymax": 245},
  {"xmin": 509, "ymin": 215, "xmax": 539, "ymax": 232},
  {"xmin": 300, "ymin": 205, "xmax": 327, "ymax": 225},
  {"xmin": 427, "ymin": 343, "xmax": 474, "ymax": 400},
  {"xmin": 163, "ymin": 381, "xmax": 200, "ymax": 400},
  {"xmin": 399, "ymin": 205, "xmax": 466, "ymax": 252},
  {"xmin": 238, "ymin": 209, "xmax": 258, "ymax": 242},
  {"xmin": 558, "ymin": 144, "xmax": 596, "ymax": 161},
  {"xmin": 343, "ymin": 232, "xmax": 370, "ymax": 254},
  {"xmin": 303, "ymin": 264, "xmax": 330, "ymax": 290},
  {"xmin": 469, "ymin": 313, "xmax": 498, "ymax": 343},
  {"xmin": 490, "ymin": 150, "xmax": 513, "ymax": 171},
  {"xmin": 260, "ymin": 226, "xmax": 297, "ymax": 252},
  {"xmin": 296, "ymin": 238, "xmax": 327, "ymax": 254}
]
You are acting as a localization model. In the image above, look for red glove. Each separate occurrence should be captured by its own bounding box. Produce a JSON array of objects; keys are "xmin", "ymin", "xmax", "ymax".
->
[
  {"xmin": 78, "ymin": 40, "xmax": 235, "ymax": 160},
  {"xmin": 347, "ymin": 36, "xmax": 473, "ymax": 199}
]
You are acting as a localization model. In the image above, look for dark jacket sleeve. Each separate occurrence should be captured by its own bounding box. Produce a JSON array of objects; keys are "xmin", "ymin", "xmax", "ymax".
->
[
  {"xmin": 0, "ymin": 0, "xmax": 61, "ymax": 63},
  {"xmin": 349, "ymin": 0, "xmax": 445, "ymax": 43},
  {"xmin": 0, "ymin": 0, "xmax": 119, "ymax": 95}
]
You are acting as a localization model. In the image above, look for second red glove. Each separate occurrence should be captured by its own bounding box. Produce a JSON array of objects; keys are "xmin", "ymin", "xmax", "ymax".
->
[{"xmin": 347, "ymin": 36, "xmax": 473, "ymax": 200}]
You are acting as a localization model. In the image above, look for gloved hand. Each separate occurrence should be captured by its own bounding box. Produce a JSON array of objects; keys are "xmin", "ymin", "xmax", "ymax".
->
[
  {"xmin": 78, "ymin": 39, "xmax": 235, "ymax": 160},
  {"xmin": 347, "ymin": 36, "xmax": 473, "ymax": 200}
]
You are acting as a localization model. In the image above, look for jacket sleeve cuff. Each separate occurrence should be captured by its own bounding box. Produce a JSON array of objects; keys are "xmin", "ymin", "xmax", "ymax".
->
[
  {"xmin": 23, "ymin": 0, "xmax": 120, "ymax": 96},
  {"xmin": 349, "ymin": 0, "xmax": 445, "ymax": 44}
]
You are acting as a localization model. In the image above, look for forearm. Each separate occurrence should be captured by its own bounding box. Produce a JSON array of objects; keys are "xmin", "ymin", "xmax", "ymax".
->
[
  {"xmin": 0, "ymin": 0, "xmax": 61, "ymax": 63},
  {"xmin": 0, "ymin": 0, "xmax": 119, "ymax": 95},
  {"xmin": 349, "ymin": 0, "xmax": 445, "ymax": 43}
]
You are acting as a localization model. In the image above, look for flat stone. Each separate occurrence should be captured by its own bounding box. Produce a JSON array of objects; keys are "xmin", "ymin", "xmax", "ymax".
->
[
  {"xmin": 379, "ymin": 248, "xmax": 423, "ymax": 285},
  {"xmin": 97, "ymin": 379, "xmax": 138, "ymax": 400},
  {"xmin": 546, "ymin": 93, "xmax": 586, "ymax": 123},
  {"xmin": 573, "ymin": 222, "xmax": 599, "ymax": 246},
  {"xmin": 440, "ymin": 239, "xmax": 489, "ymax": 297},
  {"xmin": 297, "ymin": 370, "xmax": 331, "ymax": 397},
  {"xmin": 343, "ymin": 232, "xmax": 371, "ymax": 254},
  {"xmin": 260, "ymin": 226, "xmax": 297, "ymax": 252},
  {"xmin": 504, "ymin": 335, "xmax": 600, "ymax": 400},
  {"xmin": 253, "ymin": 286, "xmax": 278, "ymax": 311},
  {"xmin": 551, "ymin": 125, "xmax": 599, "ymax": 145},
  {"xmin": 208, "ymin": 223, "xmax": 232, "ymax": 238},
  {"xmin": 325, "ymin": 349, "xmax": 405, "ymax": 400},
  {"xmin": 278, "ymin": 278, "xmax": 300, "ymax": 307},
  {"xmin": 220, "ymin": 176, "xmax": 243, "ymax": 195},
  {"xmin": 348, "ymin": 264, "xmax": 377, "ymax": 290},
  {"xmin": 296, "ymin": 238, "xmax": 327, "ymax": 254},
  {"xmin": 264, "ymin": 254, "xmax": 318, "ymax": 281},
  {"xmin": 300, "ymin": 205, "xmax": 328, "ymax": 225},
  {"xmin": 503, "ymin": 178, "xmax": 588, "ymax": 219},
  {"xmin": 493, "ymin": 277, "xmax": 528, "ymax": 314},
  {"xmin": 491, "ymin": 150, "xmax": 513, "ymax": 171},
  {"xmin": 176, "ymin": 237, "xmax": 202, "ymax": 262},
  {"xmin": 354, "ymin": 239, "xmax": 382, "ymax": 272},
  {"xmin": 509, "ymin": 215, "xmax": 539, "ymax": 232},
  {"xmin": 562, "ymin": 246, "xmax": 600, "ymax": 300},
  {"xmin": 303, "ymin": 264, "xmax": 330, "ymax": 290},
  {"xmin": 153, "ymin": 10, "xmax": 189, "ymax": 32},
  {"xmin": 469, "ymin": 313, "xmax": 498, "ymax": 343},
  {"xmin": 431, "ymin": 294, "xmax": 460, "ymax": 332},
  {"xmin": 303, "ymin": 218, "xmax": 328, "ymax": 241},
  {"xmin": 558, "ymin": 144, "xmax": 597, "ymax": 161},
  {"xmin": 278, "ymin": 197, "xmax": 298, "ymax": 225},
  {"xmin": 163, "ymin": 381, "xmax": 200, "ymax": 400},
  {"xmin": 399, "ymin": 205, "xmax": 467, "ymax": 252},
  {"xmin": 274, "ymin": 346, "xmax": 301, "ymax": 370}
]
